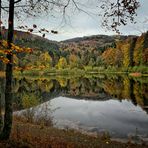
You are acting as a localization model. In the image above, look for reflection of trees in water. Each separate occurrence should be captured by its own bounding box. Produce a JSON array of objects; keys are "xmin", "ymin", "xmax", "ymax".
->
[
  {"xmin": 102, "ymin": 76, "xmax": 148, "ymax": 113},
  {"xmin": 103, "ymin": 76, "xmax": 124, "ymax": 100},
  {"xmin": 130, "ymin": 79, "xmax": 137, "ymax": 106},
  {"xmin": 1, "ymin": 75, "xmax": 147, "ymax": 113}
]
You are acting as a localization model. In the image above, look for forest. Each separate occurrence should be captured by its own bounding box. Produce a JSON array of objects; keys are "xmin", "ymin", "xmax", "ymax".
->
[
  {"xmin": 1, "ymin": 30, "xmax": 147, "ymax": 74},
  {"xmin": 0, "ymin": 0, "xmax": 148, "ymax": 147}
]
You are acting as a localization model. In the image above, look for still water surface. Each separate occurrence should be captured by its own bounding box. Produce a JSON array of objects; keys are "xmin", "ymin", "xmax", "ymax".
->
[{"xmin": 1, "ymin": 74, "xmax": 148, "ymax": 140}]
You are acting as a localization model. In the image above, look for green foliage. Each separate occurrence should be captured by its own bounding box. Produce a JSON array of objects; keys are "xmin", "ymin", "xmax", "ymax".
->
[
  {"xmin": 69, "ymin": 54, "xmax": 79, "ymax": 68},
  {"xmin": 93, "ymin": 66, "xmax": 105, "ymax": 72},
  {"xmin": 22, "ymin": 93, "xmax": 40, "ymax": 109},
  {"xmin": 39, "ymin": 52, "xmax": 52, "ymax": 68},
  {"xmin": 130, "ymin": 66, "xmax": 148, "ymax": 73},
  {"xmin": 96, "ymin": 57, "xmax": 104, "ymax": 66},
  {"xmin": 102, "ymin": 33, "xmax": 148, "ymax": 69},
  {"xmin": 84, "ymin": 66, "xmax": 93, "ymax": 71},
  {"xmin": 88, "ymin": 58, "xmax": 95, "ymax": 67},
  {"xmin": 12, "ymin": 32, "xmax": 148, "ymax": 74},
  {"xmin": 56, "ymin": 57, "xmax": 68, "ymax": 69},
  {"xmin": 123, "ymin": 41, "xmax": 131, "ymax": 67}
]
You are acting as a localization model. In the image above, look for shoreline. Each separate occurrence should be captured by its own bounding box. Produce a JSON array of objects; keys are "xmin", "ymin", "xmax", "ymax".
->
[
  {"xmin": 1, "ymin": 67, "xmax": 148, "ymax": 78},
  {"xmin": 8, "ymin": 120, "xmax": 148, "ymax": 148},
  {"xmin": 13, "ymin": 69, "xmax": 148, "ymax": 77}
]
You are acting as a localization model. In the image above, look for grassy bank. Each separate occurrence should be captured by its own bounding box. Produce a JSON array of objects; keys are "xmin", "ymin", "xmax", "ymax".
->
[
  {"xmin": 0, "ymin": 120, "xmax": 145, "ymax": 148},
  {"xmin": 13, "ymin": 66, "xmax": 148, "ymax": 77}
]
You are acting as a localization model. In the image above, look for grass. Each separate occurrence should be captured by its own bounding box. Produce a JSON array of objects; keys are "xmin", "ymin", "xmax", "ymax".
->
[
  {"xmin": 2, "ymin": 115, "xmax": 146, "ymax": 148},
  {"xmin": 13, "ymin": 65, "xmax": 148, "ymax": 78}
]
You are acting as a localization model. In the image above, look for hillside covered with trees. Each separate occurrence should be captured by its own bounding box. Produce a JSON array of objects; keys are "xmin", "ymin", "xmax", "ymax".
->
[{"xmin": 1, "ymin": 30, "xmax": 147, "ymax": 74}]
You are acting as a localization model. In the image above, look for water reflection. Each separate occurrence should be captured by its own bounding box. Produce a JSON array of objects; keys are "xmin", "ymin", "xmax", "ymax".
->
[
  {"xmin": 50, "ymin": 97, "xmax": 148, "ymax": 139},
  {"xmin": 14, "ymin": 96, "xmax": 148, "ymax": 140},
  {"xmin": 0, "ymin": 74, "xmax": 148, "ymax": 140},
  {"xmin": 11, "ymin": 75, "xmax": 148, "ymax": 112}
]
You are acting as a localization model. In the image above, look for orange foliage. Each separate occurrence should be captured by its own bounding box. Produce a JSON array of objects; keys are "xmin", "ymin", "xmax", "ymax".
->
[
  {"xmin": 0, "ymin": 40, "xmax": 33, "ymax": 64},
  {"xmin": 133, "ymin": 34, "xmax": 144, "ymax": 65},
  {"xmin": 129, "ymin": 72, "xmax": 142, "ymax": 77},
  {"xmin": 102, "ymin": 48, "xmax": 115, "ymax": 65}
]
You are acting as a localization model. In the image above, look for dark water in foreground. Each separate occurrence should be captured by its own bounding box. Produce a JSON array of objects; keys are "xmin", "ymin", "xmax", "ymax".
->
[{"xmin": 0, "ymin": 74, "xmax": 148, "ymax": 140}]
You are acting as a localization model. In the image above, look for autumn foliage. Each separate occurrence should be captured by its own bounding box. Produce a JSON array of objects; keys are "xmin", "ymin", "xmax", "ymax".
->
[
  {"xmin": 102, "ymin": 32, "xmax": 148, "ymax": 67},
  {"xmin": 0, "ymin": 40, "xmax": 33, "ymax": 64}
]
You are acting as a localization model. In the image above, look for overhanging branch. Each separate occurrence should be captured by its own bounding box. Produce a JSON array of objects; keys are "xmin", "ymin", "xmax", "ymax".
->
[{"xmin": 14, "ymin": 0, "xmax": 21, "ymax": 4}]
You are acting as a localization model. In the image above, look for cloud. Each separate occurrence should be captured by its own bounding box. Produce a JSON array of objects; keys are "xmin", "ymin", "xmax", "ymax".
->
[{"xmin": 15, "ymin": 0, "xmax": 148, "ymax": 41}]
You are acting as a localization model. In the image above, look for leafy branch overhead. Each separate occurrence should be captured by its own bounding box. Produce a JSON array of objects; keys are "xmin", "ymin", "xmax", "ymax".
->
[
  {"xmin": 100, "ymin": 0, "xmax": 140, "ymax": 33},
  {"xmin": 1, "ymin": 0, "xmax": 141, "ymax": 35},
  {"xmin": 17, "ymin": 24, "xmax": 58, "ymax": 38}
]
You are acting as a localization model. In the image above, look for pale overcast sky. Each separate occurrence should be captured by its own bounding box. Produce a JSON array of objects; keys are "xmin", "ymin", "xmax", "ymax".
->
[{"xmin": 14, "ymin": 0, "xmax": 148, "ymax": 41}]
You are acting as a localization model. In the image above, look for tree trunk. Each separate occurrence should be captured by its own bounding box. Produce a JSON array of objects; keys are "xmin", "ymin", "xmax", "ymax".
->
[
  {"xmin": 0, "ymin": 0, "xmax": 1, "ymax": 40},
  {"xmin": 0, "ymin": 0, "xmax": 14, "ymax": 140},
  {"xmin": 0, "ymin": 0, "xmax": 3, "ymax": 131},
  {"xmin": 0, "ymin": 93, "xmax": 2, "ymax": 132},
  {"xmin": 0, "ymin": 0, "xmax": 4, "ymax": 70}
]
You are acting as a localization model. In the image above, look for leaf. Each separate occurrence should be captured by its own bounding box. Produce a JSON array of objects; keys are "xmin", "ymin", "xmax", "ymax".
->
[
  {"xmin": 28, "ymin": 29, "xmax": 33, "ymax": 32},
  {"xmin": 33, "ymin": 24, "xmax": 37, "ymax": 28},
  {"xmin": 0, "ymin": 21, "xmax": 3, "ymax": 25},
  {"xmin": 51, "ymin": 30, "xmax": 58, "ymax": 34}
]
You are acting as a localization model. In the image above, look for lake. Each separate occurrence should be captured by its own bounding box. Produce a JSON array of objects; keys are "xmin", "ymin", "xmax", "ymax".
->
[{"xmin": 0, "ymin": 74, "xmax": 148, "ymax": 141}]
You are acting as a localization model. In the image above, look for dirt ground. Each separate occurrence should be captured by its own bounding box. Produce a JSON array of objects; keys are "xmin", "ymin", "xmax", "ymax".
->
[{"xmin": 0, "ymin": 121, "xmax": 147, "ymax": 148}]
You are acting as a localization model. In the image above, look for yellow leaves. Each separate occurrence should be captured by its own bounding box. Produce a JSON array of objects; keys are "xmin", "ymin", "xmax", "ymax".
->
[
  {"xmin": 0, "ymin": 40, "xmax": 33, "ymax": 54},
  {"xmin": 57, "ymin": 57, "xmax": 67, "ymax": 69},
  {"xmin": 0, "ymin": 56, "xmax": 9, "ymax": 64},
  {"xmin": 122, "ymin": 41, "xmax": 131, "ymax": 67},
  {"xmin": 38, "ymin": 52, "xmax": 52, "ymax": 68},
  {"xmin": 22, "ymin": 93, "xmax": 39, "ymax": 108},
  {"xmin": 57, "ymin": 78, "xmax": 67, "ymax": 87},
  {"xmin": 134, "ymin": 35, "xmax": 145, "ymax": 65},
  {"xmin": 102, "ymin": 47, "xmax": 116, "ymax": 65},
  {"xmin": 0, "ymin": 49, "xmax": 12, "ymax": 55},
  {"xmin": 0, "ymin": 50, "xmax": 4, "ymax": 54},
  {"xmin": 1, "ymin": 40, "xmax": 8, "ymax": 47},
  {"xmin": 11, "ymin": 43, "xmax": 33, "ymax": 53},
  {"xmin": 0, "ymin": 40, "xmax": 33, "ymax": 64}
]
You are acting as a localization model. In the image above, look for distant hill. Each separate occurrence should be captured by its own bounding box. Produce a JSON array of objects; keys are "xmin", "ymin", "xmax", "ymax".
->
[
  {"xmin": 1, "ymin": 29, "xmax": 130, "ymax": 59},
  {"xmin": 2, "ymin": 29, "xmax": 145, "ymax": 70},
  {"xmin": 62, "ymin": 34, "xmax": 128, "ymax": 44},
  {"xmin": 60, "ymin": 34, "xmax": 132, "ymax": 56},
  {"xmin": 2, "ymin": 29, "xmax": 135, "ymax": 53},
  {"xmin": 2, "ymin": 29, "xmax": 60, "ymax": 54},
  {"xmin": 2, "ymin": 29, "xmax": 132, "ymax": 53},
  {"xmin": 1, "ymin": 29, "xmax": 62, "ymax": 67},
  {"xmin": 59, "ymin": 35, "xmax": 139, "ymax": 68}
]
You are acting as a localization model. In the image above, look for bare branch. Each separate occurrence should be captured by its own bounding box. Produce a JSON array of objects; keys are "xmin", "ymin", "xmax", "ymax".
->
[
  {"xmin": 14, "ymin": 0, "xmax": 22, "ymax": 4},
  {"xmin": 1, "ymin": 6, "xmax": 9, "ymax": 12},
  {"xmin": 63, "ymin": 0, "xmax": 71, "ymax": 15}
]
